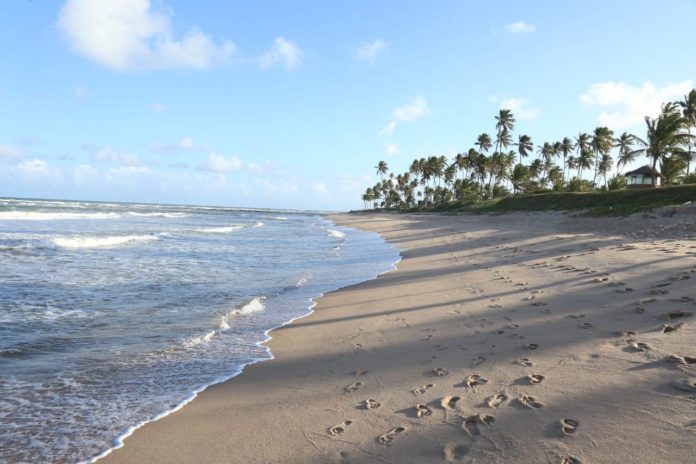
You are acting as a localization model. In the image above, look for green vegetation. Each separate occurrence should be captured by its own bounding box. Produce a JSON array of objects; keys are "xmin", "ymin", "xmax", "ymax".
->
[
  {"xmin": 361, "ymin": 89, "xmax": 696, "ymax": 214},
  {"xmin": 431, "ymin": 184, "xmax": 696, "ymax": 216}
]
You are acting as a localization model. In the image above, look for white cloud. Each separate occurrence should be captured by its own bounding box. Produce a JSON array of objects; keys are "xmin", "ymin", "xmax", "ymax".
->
[
  {"xmin": 73, "ymin": 163, "xmax": 98, "ymax": 183},
  {"xmin": 90, "ymin": 146, "xmax": 144, "ymax": 166},
  {"xmin": 313, "ymin": 182, "xmax": 326, "ymax": 193},
  {"xmin": 356, "ymin": 39, "xmax": 388, "ymax": 63},
  {"xmin": 16, "ymin": 159, "xmax": 61, "ymax": 179},
  {"xmin": 393, "ymin": 97, "xmax": 430, "ymax": 122},
  {"xmin": 386, "ymin": 143, "xmax": 400, "ymax": 155},
  {"xmin": 580, "ymin": 80, "xmax": 693, "ymax": 128},
  {"xmin": 247, "ymin": 162, "xmax": 264, "ymax": 173},
  {"xmin": 499, "ymin": 97, "xmax": 540, "ymax": 121},
  {"xmin": 0, "ymin": 143, "xmax": 24, "ymax": 159},
  {"xmin": 259, "ymin": 37, "xmax": 303, "ymax": 70},
  {"xmin": 206, "ymin": 152, "xmax": 242, "ymax": 172},
  {"xmin": 179, "ymin": 137, "xmax": 194, "ymax": 150},
  {"xmin": 504, "ymin": 21, "xmax": 535, "ymax": 34},
  {"xmin": 109, "ymin": 165, "xmax": 150, "ymax": 175},
  {"xmin": 74, "ymin": 85, "xmax": 88, "ymax": 98},
  {"xmin": 57, "ymin": 0, "xmax": 236, "ymax": 71},
  {"xmin": 149, "ymin": 102, "xmax": 165, "ymax": 112},
  {"xmin": 379, "ymin": 120, "xmax": 397, "ymax": 136}
]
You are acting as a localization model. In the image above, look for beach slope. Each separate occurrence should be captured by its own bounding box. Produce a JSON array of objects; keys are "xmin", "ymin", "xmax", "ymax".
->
[{"xmin": 101, "ymin": 211, "xmax": 696, "ymax": 464}]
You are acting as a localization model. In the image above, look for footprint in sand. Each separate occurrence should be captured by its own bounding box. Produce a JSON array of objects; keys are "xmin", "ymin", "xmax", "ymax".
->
[
  {"xmin": 561, "ymin": 456, "xmax": 583, "ymax": 464},
  {"xmin": 377, "ymin": 426, "xmax": 406, "ymax": 445},
  {"xmin": 431, "ymin": 367, "xmax": 449, "ymax": 377},
  {"xmin": 666, "ymin": 354, "xmax": 696, "ymax": 365},
  {"xmin": 560, "ymin": 418, "xmax": 580, "ymax": 436},
  {"xmin": 518, "ymin": 394, "xmax": 544, "ymax": 409},
  {"xmin": 441, "ymin": 395, "xmax": 463, "ymax": 410},
  {"xmin": 525, "ymin": 343, "xmax": 539, "ymax": 350},
  {"xmin": 412, "ymin": 383, "xmax": 436, "ymax": 396},
  {"xmin": 578, "ymin": 322, "xmax": 593, "ymax": 329},
  {"xmin": 415, "ymin": 403, "xmax": 432, "ymax": 418},
  {"xmin": 363, "ymin": 398, "xmax": 381, "ymax": 410},
  {"xmin": 463, "ymin": 414, "xmax": 495, "ymax": 436},
  {"xmin": 662, "ymin": 310, "xmax": 693, "ymax": 320},
  {"xmin": 527, "ymin": 374, "xmax": 545, "ymax": 384},
  {"xmin": 593, "ymin": 277, "xmax": 609, "ymax": 283},
  {"xmin": 486, "ymin": 391, "xmax": 508, "ymax": 408},
  {"xmin": 628, "ymin": 341, "xmax": 651, "ymax": 352},
  {"xmin": 345, "ymin": 382, "xmax": 363, "ymax": 393},
  {"xmin": 670, "ymin": 296, "xmax": 695, "ymax": 303},
  {"xmin": 662, "ymin": 322, "xmax": 685, "ymax": 333},
  {"xmin": 614, "ymin": 330, "xmax": 637, "ymax": 337},
  {"xmin": 443, "ymin": 443, "xmax": 470, "ymax": 461},
  {"xmin": 650, "ymin": 288, "xmax": 670, "ymax": 296},
  {"xmin": 671, "ymin": 378, "xmax": 696, "ymax": 393},
  {"xmin": 465, "ymin": 374, "xmax": 488, "ymax": 388},
  {"xmin": 328, "ymin": 420, "xmax": 353, "ymax": 436},
  {"xmin": 517, "ymin": 357, "xmax": 534, "ymax": 367},
  {"xmin": 531, "ymin": 301, "xmax": 547, "ymax": 307},
  {"xmin": 470, "ymin": 355, "xmax": 486, "ymax": 367},
  {"xmin": 634, "ymin": 306, "xmax": 646, "ymax": 314},
  {"xmin": 506, "ymin": 323, "xmax": 520, "ymax": 329},
  {"xmin": 353, "ymin": 368, "xmax": 368, "ymax": 376}
]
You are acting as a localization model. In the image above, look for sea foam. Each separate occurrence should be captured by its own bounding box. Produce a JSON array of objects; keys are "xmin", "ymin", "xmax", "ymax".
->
[
  {"xmin": 0, "ymin": 211, "xmax": 120, "ymax": 220},
  {"xmin": 52, "ymin": 234, "xmax": 159, "ymax": 249},
  {"xmin": 328, "ymin": 229, "xmax": 346, "ymax": 239}
]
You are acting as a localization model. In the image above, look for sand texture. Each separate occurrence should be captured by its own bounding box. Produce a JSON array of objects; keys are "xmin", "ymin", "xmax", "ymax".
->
[{"xmin": 100, "ymin": 210, "xmax": 696, "ymax": 464}]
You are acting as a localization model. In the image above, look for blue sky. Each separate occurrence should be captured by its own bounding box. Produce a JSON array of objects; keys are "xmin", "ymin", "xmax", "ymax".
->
[{"xmin": 1, "ymin": 0, "xmax": 695, "ymax": 210}]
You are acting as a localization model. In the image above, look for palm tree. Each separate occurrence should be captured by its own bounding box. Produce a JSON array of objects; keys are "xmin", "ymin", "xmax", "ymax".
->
[
  {"xmin": 375, "ymin": 161, "xmax": 389, "ymax": 180},
  {"xmin": 574, "ymin": 132, "xmax": 591, "ymax": 179},
  {"xmin": 559, "ymin": 137, "xmax": 574, "ymax": 182},
  {"xmin": 476, "ymin": 133, "xmax": 492, "ymax": 154},
  {"xmin": 590, "ymin": 127, "xmax": 614, "ymax": 185},
  {"xmin": 615, "ymin": 132, "xmax": 642, "ymax": 175},
  {"xmin": 538, "ymin": 142, "xmax": 555, "ymax": 185},
  {"xmin": 678, "ymin": 89, "xmax": 696, "ymax": 175},
  {"xmin": 597, "ymin": 153, "xmax": 613, "ymax": 188},
  {"xmin": 634, "ymin": 103, "xmax": 692, "ymax": 186},
  {"xmin": 516, "ymin": 134, "xmax": 533, "ymax": 165}
]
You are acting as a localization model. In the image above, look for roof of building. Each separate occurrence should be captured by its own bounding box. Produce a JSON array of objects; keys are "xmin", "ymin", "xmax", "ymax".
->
[{"xmin": 624, "ymin": 165, "xmax": 661, "ymax": 177}]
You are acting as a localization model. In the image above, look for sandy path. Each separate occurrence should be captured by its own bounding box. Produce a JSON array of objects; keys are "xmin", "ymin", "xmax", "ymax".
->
[{"xmin": 100, "ymin": 211, "xmax": 696, "ymax": 464}]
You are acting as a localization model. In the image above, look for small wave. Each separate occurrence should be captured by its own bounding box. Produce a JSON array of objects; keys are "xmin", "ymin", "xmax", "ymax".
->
[
  {"xmin": 0, "ymin": 211, "xmax": 120, "ymax": 220},
  {"xmin": 328, "ymin": 229, "xmax": 346, "ymax": 239},
  {"xmin": 126, "ymin": 212, "xmax": 189, "ymax": 218},
  {"xmin": 219, "ymin": 297, "xmax": 266, "ymax": 330},
  {"xmin": 275, "ymin": 216, "xmax": 288, "ymax": 220},
  {"xmin": 295, "ymin": 278, "xmax": 308, "ymax": 287},
  {"xmin": 253, "ymin": 221, "xmax": 264, "ymax": 228},
  {"xmin": 194, "ymin": 226, "xmax": 243, "ymax": 234},
  {"xmin": 52, "ymin": 234, "xmax": 159, "ymax": 249}
]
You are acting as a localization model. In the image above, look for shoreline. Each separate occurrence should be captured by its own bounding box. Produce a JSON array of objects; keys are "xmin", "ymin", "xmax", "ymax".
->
[
  {"xmin": 100, "ymin": 210, "xmax": 696, "ymax": 464},
  {"xmin": 88, "ymin": 218, "xmax": 400, "ymax": 464}
]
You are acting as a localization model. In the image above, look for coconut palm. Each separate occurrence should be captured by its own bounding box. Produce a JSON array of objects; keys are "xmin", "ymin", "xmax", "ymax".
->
[
  {"xmin": 574, "ymin": 132, "xmax": 591, "ymax": 178},
  {"xmin": 516, "ymin": 134, "xmax": 533, "ymax": 165},
  {"xmin": 615, "ymin": 132, "xmax": 642, "ymax": 175},
  {"xmin": 678, "ymin": 89, "xmax": 696, "ymax": 175},
  {"xmin": 476, "ymin": 133, "xmax": 493, "ymax": 154},
  {"xmin": 634, "ymin": 103, "xmax": 692, "ymax": 186},
  {"xmin": 597, "ymin": 153, "xmax": 613, "ymax": 188},
  {"xmin": 375, "ymin": 161, "xmax": 389, "ymax": 180},
  {"xmin": 559, "ymin": 137, "xmax": 574, "ymax": 181},
  {"xmin": 590, "ymin": 127, "xmax": 614, "ymax": 185}
]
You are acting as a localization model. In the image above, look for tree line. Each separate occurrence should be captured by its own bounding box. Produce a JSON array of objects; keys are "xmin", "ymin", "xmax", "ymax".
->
[{"xmin": 362, "ymin": 90, "xmax": 696, "ymax": 210}]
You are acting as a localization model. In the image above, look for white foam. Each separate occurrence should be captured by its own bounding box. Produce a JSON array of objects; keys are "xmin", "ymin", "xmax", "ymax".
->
[
  {"xmin": 275, "ymin": 216, "xmax": 288, "ymax": 220},
  {"xmin": 194, "ymin": 226, "xmax": 243, "ymax": 234},
  {"xmin": 328, "ymin": 229, "xmax": 345, "ymax": 239},
  {"xmin": 0, "ymin": 211, "xmax": 120, "ymax": 220},
  {"xmin": 52, "ymin": 234, "xmax": 159, "ymax": 249},
  {"xmin": 219, "ymin": 297, "xmax": 266, "ymax": 331},
  {"xmin": 295, "ymin": 278, "xmax": 307, "ymax": 287},
  {"xmin": 253, "ymin": 221, "xmax": 264, "ymax": 228},
  {"xmin": 126, "ymin": 212, "xmax": 189, "ymax": 218}
]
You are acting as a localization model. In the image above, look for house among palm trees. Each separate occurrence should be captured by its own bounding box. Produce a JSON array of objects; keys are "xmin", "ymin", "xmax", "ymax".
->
[{"xmin": 624, "ymin": 165, "xmax": 661, "ymax": 188}]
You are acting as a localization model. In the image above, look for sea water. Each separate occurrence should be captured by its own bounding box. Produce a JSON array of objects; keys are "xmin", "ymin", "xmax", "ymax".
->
[{"xmin": 0, "ymin": 198, "xmax": 399, "ymax": 463}]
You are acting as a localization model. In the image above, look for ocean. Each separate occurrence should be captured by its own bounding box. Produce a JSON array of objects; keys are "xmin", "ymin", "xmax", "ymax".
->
[{"xmin": 0, "ymin": 198, "xmax": 399, "ymax": 463}]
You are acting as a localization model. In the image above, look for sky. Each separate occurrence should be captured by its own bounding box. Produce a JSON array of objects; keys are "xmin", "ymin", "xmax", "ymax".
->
[{"xmin": 1, "ymin": 0, "xmax": 695, "ymax": 211}]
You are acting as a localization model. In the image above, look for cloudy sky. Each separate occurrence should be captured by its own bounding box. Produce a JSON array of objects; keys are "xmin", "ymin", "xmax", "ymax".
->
[{"xmin": 1, "ymin": 0, "xmax": 695, "ymax": 210}]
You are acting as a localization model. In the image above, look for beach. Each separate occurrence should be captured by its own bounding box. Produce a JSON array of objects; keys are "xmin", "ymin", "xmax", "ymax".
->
[{"xmin": 100, "ymin": 210, "xmax": 696, "ymax": 464}]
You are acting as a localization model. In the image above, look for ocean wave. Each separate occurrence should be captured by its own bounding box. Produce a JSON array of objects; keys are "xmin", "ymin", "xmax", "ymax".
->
[
  {"xmin": 328, "ymin": 229, "xmax": 346, "ymax": 239},
  {"xmin": 253, "ymin": 221, "xmax": 264, "ymax": 228},
  {"xmin": 0, "ymin": 211, "xmax": 120, "ymax": 220},
  {"xmin": 194, "ymin": 225, "xmax": 244, "ymax": 234},
  {"xmin": 52, "ymin": 234, "xmax": 159, "ymax": 249},
  {"xmin": 295, "ymin": 277, "xmax": 308, "ymax": 287},
  {"xmin": 182, "ymin": 298, "xmax": 267, "ymax": 349},
  {"xmin": 126, "ymin": 212, "xmax": 189, "ymax": 218}
]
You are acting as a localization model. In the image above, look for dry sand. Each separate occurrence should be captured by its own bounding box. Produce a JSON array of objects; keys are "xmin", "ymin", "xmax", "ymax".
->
[{"xmin": 100, "ymin": 209, "xmax": 696, "ymax": 464}]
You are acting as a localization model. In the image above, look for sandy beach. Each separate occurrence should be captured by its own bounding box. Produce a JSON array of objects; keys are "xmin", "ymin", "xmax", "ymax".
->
[{"xmin": 100, "ymin": 210, "xmax": 696, "ymax": 464}]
